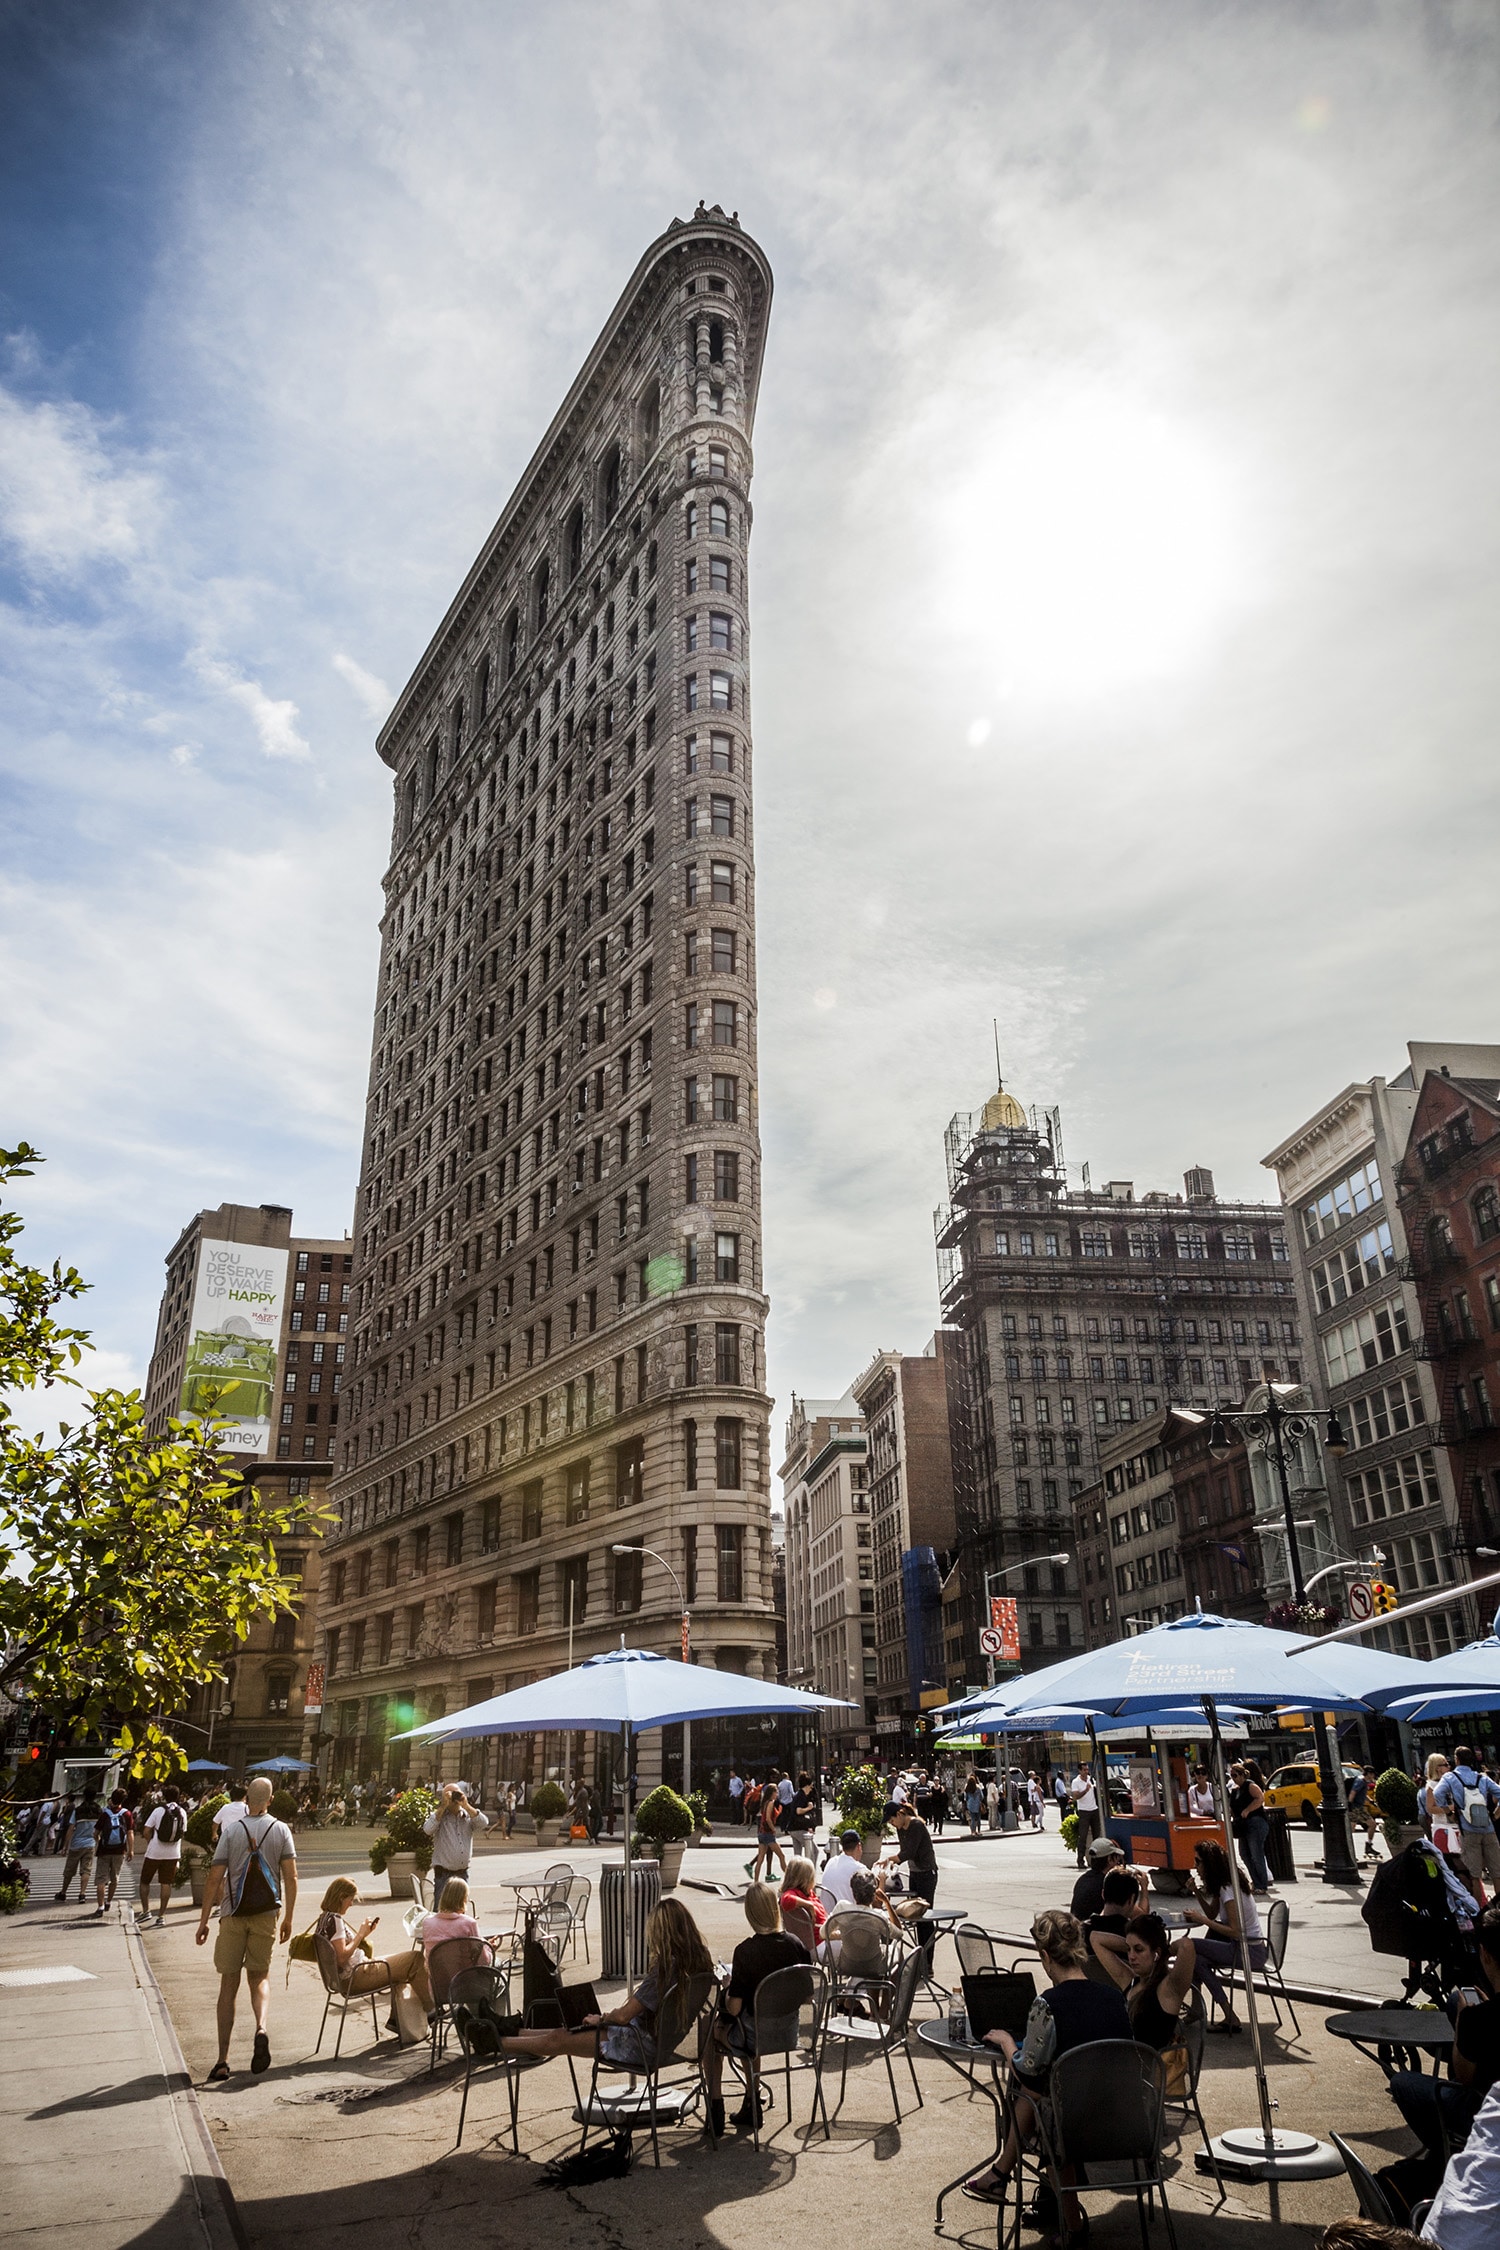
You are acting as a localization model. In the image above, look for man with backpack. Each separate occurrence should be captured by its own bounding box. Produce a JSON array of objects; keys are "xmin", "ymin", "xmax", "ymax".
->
[
  {"xmin": 195, "ymin": 1775, "xmax": 297, "ymax": 2080},
  {"xmin": 54, "ymin": 1794, "xmax": 97, "ymax": 1902},
  {"xmin": 138, "ymin": 1784, "xmax": 187, "ymax": 1926},
  {"xmin": 93, "ymin": 1792, "xmax": 135, "ymax": 1913},
  {"xmin": 1436, "ymin": 1746, "xmax": 1500, "ymax": 1896}
]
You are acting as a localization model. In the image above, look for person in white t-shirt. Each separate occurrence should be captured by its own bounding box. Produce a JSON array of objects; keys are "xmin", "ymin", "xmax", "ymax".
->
[
  {"xmin": 819, "ymin": 1831, "xmax": 866, "ymax": 1907},
  {"xmin": 138, "ymin": 1785, "xmax": 188, "ymax": 1926},
  {"xmin": 213, "ymin": 1787, "xmax": 249, "ymax": 1842},
  {"xmin": 1069, "ymin": 1766, "xmax": 1100, "ymax": 1866}
]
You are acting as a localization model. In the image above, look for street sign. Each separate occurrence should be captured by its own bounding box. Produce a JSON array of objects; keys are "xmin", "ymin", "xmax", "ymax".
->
[
  {"xmin": 979, "ymin": 1626, "xmax": 1005, "ymax": 1657},
  {"xmin": 1347, "ymin": 1580, "xmax": 1374, "ymax": 1624}
]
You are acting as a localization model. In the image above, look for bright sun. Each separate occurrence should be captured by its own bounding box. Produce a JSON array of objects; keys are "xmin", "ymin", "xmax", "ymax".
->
[{"xmin": 942, "ymin": 389, "xmax": 1252, "ymax": 701}]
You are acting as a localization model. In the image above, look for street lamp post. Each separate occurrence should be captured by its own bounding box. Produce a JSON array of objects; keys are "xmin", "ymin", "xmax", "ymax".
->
[
  {"xmin": 982, "ymin": 1553, "xmax": 1071, "ymax": 1690},
  {"xmin": 1207, "ymin": 1384, "xmax": 1363, "ymax": 1886},
  {"xmin": 613, "ymin": 1543, "xmax": 692, "ymax": 1798}
]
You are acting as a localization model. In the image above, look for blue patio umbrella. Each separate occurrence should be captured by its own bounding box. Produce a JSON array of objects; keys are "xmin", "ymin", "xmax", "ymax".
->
[
  {"xmin": 1378, "ymin": 1630, "xmax": 1500, "ymax": 1724},
  {"xmin": 393, "ymin": 1645, "xmax": 856, "ymax": 1989},
  {"xmin": 184, "ymin": 1759, "xmax": 230, "ymax": 1773},
  {"xmin": 960, "ymin": 1611, "xmax": 1432, "ymax": 2185},
  {"xmin": 254, "ymin": 1756, "xmax": 314, "ymax": 1773}
]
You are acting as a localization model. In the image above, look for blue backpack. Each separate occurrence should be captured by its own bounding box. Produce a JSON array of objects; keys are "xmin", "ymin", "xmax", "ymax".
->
[
  {"xmin": 231, "ymin": 1818, "xmax": 283, "ymax": 1918},
  {"xmin": 97, "ymin": 1807, "xmax": 126, "ymax": 1851}
]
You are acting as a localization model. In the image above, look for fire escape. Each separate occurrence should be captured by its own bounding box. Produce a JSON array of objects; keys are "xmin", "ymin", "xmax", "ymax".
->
[{"xmin": 1397, "ymin": 1115, "xmax": 1500, "ymax": 1563}]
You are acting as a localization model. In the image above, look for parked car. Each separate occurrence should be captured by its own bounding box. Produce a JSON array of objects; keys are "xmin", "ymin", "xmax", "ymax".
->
[{"xmin": 1261, "ymin": 1761, "xmax": 1365, "ymax": 1828}]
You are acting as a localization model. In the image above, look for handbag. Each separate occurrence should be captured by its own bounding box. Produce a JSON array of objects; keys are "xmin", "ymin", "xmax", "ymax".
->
[{"xmin": 523, "ymin": 1914, "xmax": 599, "ymax": 2029}]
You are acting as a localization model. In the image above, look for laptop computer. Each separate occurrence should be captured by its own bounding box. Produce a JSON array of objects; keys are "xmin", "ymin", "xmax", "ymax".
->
[{"xmin": 961, "ymin": 1967, "xmax": 1037, "ymax": 2041}]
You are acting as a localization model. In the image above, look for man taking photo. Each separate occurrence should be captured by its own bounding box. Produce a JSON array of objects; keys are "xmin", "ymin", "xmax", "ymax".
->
[{"xmin": 422, "ymin": 1781, "xmax": 490, "ymax": 1899}]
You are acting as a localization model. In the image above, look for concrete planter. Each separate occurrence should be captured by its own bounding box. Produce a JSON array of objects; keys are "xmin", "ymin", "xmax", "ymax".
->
[
  {"xmin": 860, "ymin": 1832, "xmax": 884, "ymax": 1866},
  {"xmin": 655, "ymin": 1842, "xmax": 686, "ymax": 1890},
  {"xmin": 385, "ymin": 1851, "xmax": 419, "ymax": 1899},
  {"xmin": 534, "ymin": 1821, "xmax": 566, "ymax": 1853},
  {"xmin": 181, "ymin": 1846, "xmax": 209, "ymax": 1908}
]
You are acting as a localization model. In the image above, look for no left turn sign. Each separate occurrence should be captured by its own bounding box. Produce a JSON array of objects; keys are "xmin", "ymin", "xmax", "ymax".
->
[
  {"xmin": 979, "ymin": 1626, "xmax": 1005, "ymax": 1656},
  {"xmin": 1347, "ymin": 1580, "xmax": 1374, "ymax": 1623}
]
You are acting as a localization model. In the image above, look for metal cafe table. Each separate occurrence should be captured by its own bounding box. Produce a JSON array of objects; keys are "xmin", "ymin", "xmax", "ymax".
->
[
  {"xmin": 917, "ymin": 2018, "xmax": 1016, "ymax": 2229},
  {"xmin": 1324, "ymin": 2008, "xmax": 1457, "ymax": 2081}
]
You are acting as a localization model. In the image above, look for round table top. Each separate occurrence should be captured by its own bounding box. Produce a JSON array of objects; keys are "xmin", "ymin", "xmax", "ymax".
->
[
  {"xmin": 916, "ymin": 2021, "xmax": 1007, "ymax": 2061},
  {"xmin": 1325, "ymin": 2009, "xmax": 1456, "ymax": 2048}
]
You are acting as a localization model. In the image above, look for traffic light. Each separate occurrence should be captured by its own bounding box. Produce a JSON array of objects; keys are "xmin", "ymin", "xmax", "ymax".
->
[{"xmin": 1370, "ymin": 1579, "xmax": 1398, "ymax": 1616}]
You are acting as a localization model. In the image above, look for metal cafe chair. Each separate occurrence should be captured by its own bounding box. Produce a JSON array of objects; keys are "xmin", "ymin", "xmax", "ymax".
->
[
  {"xmin": 816, "ymin": 1947, "xmax": 925, "ymax": 2127},
  {"xmin": 577, "ymin": 1971, "xmax": 720, "ymax": 2168},
  {"xmin": 1035, "ymin": 2040, "xmax": 1179, "ymax": 2250},
  {"xmin": 311, "ymin": 1933, "xmax": 384, "ymax": 2060}
]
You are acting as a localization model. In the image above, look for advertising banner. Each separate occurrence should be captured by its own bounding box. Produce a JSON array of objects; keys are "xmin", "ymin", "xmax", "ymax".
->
[
  {"xmin": 989, "ymin": 1595, "xmax": 1021, "ymax": 1663},
  {"xmin": 178, "ymin": 1238, "xmax": 289, "ymax": 1455},
  {"xmin": 303, "ymin": 1661, "xmax": 324, "ymax": 1718}
]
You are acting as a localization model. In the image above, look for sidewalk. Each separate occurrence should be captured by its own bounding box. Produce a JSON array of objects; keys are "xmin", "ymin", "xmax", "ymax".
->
[{"xmin": 0, "ymin": 1874, "xmax": 239, "ymax": 2250}]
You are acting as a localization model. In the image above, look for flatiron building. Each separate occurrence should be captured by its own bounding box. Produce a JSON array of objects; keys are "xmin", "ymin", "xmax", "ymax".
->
[{"xmin": 315, "ymin": 209, "xmax": 778, "ymax": 1789}]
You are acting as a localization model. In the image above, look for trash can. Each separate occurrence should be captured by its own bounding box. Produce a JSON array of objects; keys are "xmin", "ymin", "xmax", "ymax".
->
[
  {"xmin": 600, "ymin": 1860, "xmax": 660, "ymax": 1980},
  {"xmin": 1264, "ymin": 1807, "xmax": 1297, "ymax": 1885}
]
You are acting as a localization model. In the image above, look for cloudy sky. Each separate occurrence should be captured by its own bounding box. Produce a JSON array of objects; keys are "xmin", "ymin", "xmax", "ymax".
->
[{"xmin": 2, "ymin": 0, "xmax": 1497, "ymax": 1455}]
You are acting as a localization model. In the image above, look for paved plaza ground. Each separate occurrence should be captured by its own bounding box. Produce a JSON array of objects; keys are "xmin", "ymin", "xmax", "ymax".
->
[{"xmin": 3, "ymin": 1814, "xmax": 1432, "ymax": 2250}]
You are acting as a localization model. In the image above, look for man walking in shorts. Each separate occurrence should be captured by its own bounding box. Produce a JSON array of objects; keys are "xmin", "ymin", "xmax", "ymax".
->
[
  {"xmin": 93, "ymin": 1791, "xmax": 135, "ymax": 1914},
  {"xmin": 54, "ymin": 1794, "xmax": 99, "ymax": 1902},
  {"xmin": 138, "ymin": 1784, "xmax": 187, "ymax": 1925},
  {"xmin": 195, "ymin": 1776, "xmax": 297, "ymax": 2081}
]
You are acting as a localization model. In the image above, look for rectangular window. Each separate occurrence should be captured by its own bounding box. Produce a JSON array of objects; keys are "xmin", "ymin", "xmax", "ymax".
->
[
  {"xmin": 709, "ymin": 729, "xmax": 733, "ymax": 770},
  {"xmin": 445, "ymin": 1512, "xmax": 464, "ymax": 1566},
  {"xmin": 684, "ymin": 1002, "xmax": 699, "ymax": 1049},
  {"xmin": 684, "ymin": 1152, "xmax": 699, "ymax": 1203},
  {"xmin": 711, "ymin": 927, "xmax": 736, "ymax": 973},
  {"xmin": 1302, "ymin": 1158, "xmax": 1383, "ymax": 1244},
  {"xmin": 615, "ymin": 1434, "xmax": 645, "ymax": 1508},
  {"xmin": 683, "ymin": 1416, "xmax": 698, "ymax": 1490},
  {"xmin": 515, "ymin": 1570, "xmax": 539, "ymax": 1635},
  {"xmin": 481, "ymin": 1499, "xmax": 500, "ymax": 1551},
  {"xmin": 711, "ymin": 1000, "xmax": 737, "ymax": 1046},
  {"xmin": 713, "ymin": 1149, "xmax": 739, "ymax": 1200},
  {"xmin": 709, "ymin": 612, "xmax": 732, "ymax": 651},
  {"xmin": 709, "ymin": 672, "xmax": 732, "ymax": 710},
  {"xmin": 413, "ymin": 1526, "xmax": 429, "ymax": 1576},
  {"xmin": 715, "ymin": 1322, "xmax": 741, "ymax": 1384},
  {"xmin": 715, "ymin": 1231, "xmax": 740, "ymax": 1283},
  {"xmin": 715, "ymin": 1416, "xmax": 743, "ymax": 1489},
  {"xmin": 612, "ymin": 1540, "xmax": 643, "ymax": 1613},
  {"xmin": 710, "ymin": 793, "xmax": 734, "ymax": 836},
  {"xmin": 710, "ymin": 859, "xmax": 734, "ymax": 905},
  {"xmin": 520, "ymin": 1479, "xmax": 543, "ymax": 1540},
  {"xmin": 566, "ymin": 1459, "xmax": 590, "ymax": 1523},
  {"xmin": 711, "ymin": 1073, "xmax": 738, "ymax": 1122},
  {"xmin": 717, "ymin": 1523, "xmax": 744, "ymax": 1602},
  {"xmin": 477, "ymin": 1582, "xmax": 497, "ymax": 1638}
]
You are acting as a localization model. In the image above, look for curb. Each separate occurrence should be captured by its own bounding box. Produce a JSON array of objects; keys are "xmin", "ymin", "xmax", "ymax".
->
[{"xmin": 122, "ymin": 1907, "xmax": 248, "ymax": 2250}]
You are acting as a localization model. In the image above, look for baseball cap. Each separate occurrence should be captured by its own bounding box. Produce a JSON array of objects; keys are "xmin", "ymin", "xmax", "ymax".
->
[{"xmin": 1088, "ymin": 1836, "xmax": 1123, "ymax": 1859}]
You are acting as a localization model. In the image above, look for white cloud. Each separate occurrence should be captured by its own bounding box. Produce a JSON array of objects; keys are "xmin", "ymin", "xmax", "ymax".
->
[
  {"xmin": 191, "ymin": 651, "xmax": 312, "ymax": 761},
  {"xmin": 0, "ymin": 383, "xmax": 161, "ymax": 578},
  {"xmin": 332, "ymin": 650, "xmax": 391, "ymax": 719}
]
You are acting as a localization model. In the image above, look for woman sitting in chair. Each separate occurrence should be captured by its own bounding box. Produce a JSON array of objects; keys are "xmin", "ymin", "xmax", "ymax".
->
[
  {"xmin": 499, "ymin": 1896, "xmax": 710, "ymax": 2073},
  {"xmin": 1116, "ymin": 1913, "xmax": 1198, "ymax": 2050},
  {"xmin": 1182, "ymin": 1840, "xmax": 1266, "ymax": 2035},
  {"xmin": 963, "ymin": 1908, "xmax": 1131, "ymax": 2235},
  {"xmin": 705, "ymin": 1881, "xmax": 811, "ymax": 2138},
  {"xmin": 780, "ymin": 1857, "xmax": 827, "ymax": 1942},
  {"xmin": 316, "ymin": 1876, "xmax": 433, "ymax": 2044},
  {"xmin": 420, "ymin": 1876, "xmax": 482, "ymax": 1957}
]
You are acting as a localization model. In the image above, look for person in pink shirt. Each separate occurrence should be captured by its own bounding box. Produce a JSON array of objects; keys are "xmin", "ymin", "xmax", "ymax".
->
[{"xmin": 421, "ymin": 1876, "xmax": 481, "ymax": 1956}]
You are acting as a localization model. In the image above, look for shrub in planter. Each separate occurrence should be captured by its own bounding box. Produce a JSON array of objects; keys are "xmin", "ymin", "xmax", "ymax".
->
[
  {"xmin": 1060, "ymin": 1812, "xmax": 1080, "ymax": 1853},
  {"xmin": 0, "ymin": 1813, "xmax": 29, "ymax": 1912},
  {"xmin": 1375, "ymin": 1766, "xmax": 1420, "ymax": 1853},
  {"xmin": 529, "ymin": 1781, "xmax": 569, "ymax": 1825},
  {"xmin": 367, "ymin": 1787, "xmax": 437, "ymax": 1877},
  {"xmin": 833, "ymin": 1763, "xmax": 889, "ymax": 1840},
  {"xmin": 632, "ymin": 1786, "xmax": 695, "ymax": 1851},
  {"xmin": 184, "ymin": 1795, "xmax": 228, "ymax": 1853},
  {"xmin": 269, "ymin": 1789, "xmax": 299, "ymax": 1824},
  {"xmin": 686, "ymin": 1789, "xmax": 711, "ymax": 1833}
]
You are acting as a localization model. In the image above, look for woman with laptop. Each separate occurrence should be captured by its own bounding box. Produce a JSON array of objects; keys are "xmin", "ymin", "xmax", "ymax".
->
[{"xmin": 963, "ymin": 1908, "xmax": 1129, "ymax": 2231}]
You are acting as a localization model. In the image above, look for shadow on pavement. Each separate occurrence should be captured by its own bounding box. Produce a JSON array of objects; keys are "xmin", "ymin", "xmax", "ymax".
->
[{"xmin": 29, "ymin": 2070, "xmax": 193, "ymax": 2117}]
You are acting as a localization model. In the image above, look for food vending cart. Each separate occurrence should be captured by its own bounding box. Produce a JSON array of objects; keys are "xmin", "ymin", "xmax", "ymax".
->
[{"xmin": 1096, "ymin": 1726, "xmax": 1229, "ymax": 1892}]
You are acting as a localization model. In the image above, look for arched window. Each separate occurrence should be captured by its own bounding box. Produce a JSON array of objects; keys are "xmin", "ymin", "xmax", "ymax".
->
[
  {"xmin": 638, "ymin": 381, "xmax": 660, "ymax": 459},
  {"xmin": 684, "ymin": 500, "xmax": 698, "ymax": 542},
  {"xmin": 566, "ymin": 502, "xmax": 585, "ymax": 581},
  {"xmin": 424, "ymin": 737, "xmax": 439, "ymax": 802},
  {"xmin": 475, "ymin": 652, "xmax": 491, "ymax": 720},
  {"xmin": 709, "ymin": 498, "xmax": 729, "ymax": 538},
  {"xmin": 449, "ymin": 696, "xmax": 464, "ymax": 757},
  {"xmin": 600, "ymin": 442, "xmax": 622, "ymax": 525},
  {"xmin": 1474, "ymin": 1184, "xmax": 1500, "ymax": 1243},
  {"xmin": 502, "ymin": 608, "xmax": 519, "ymax": 681}
]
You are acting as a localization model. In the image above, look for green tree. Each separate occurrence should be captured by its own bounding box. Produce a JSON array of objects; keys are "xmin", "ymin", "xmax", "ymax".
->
[{"xmin": 0, "ymin": 1145, "xmax": 320, "ymax": 1780}]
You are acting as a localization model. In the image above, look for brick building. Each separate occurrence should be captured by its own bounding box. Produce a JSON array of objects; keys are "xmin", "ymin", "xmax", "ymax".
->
[
  {"xmin": 937, "ymin": 1083, "xmax": 1301, "ymax": 1693},
  {"xmin": 779, "ymin": 1395, "xmax": 872, "ymax": 1756},
  {"xmin": 1263, "ymin": 1041, "xmax": 1500, "ymax": 1657},
  {"xmin": 314, "ymin": 212, "xmax": 780, "ymax": 1793},
  {"xmin": 1395, "ymin": 1068, "xmax": 1500, "ymax": 1594},
  {"xmin": 849, "ymin": 1338, "xmax": 959, "ymax": 1752},
  {"xmin": 144, "ymin": 1201, "xmax": 346, "ymax": 1773},
  {"xmin": 1072, "ymin": 1410, "xmax": 1259, "ymax": 1646}
]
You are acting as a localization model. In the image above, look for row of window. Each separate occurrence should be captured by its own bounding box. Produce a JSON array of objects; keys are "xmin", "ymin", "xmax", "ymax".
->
[
  {"xmin": 999, "ymin": 1312, "xmax": 1296, "ymax": 1348},
  {"xmin": 1311, "ymin": 1220, "xmax": 1397, "ymax": 1311},
  {"xmin": 1322, "ymin": 1297, "xmax": 1411, "ymax": 1386},
  {"xmin": 1302, "ymin": 1159, "xmax": 1383, "ymax": 1244},
  {"xmin": 992, "ymin": 1223, "xmax": 1287, "ymax": 1263},
  {"xmin": 1344, "ymin": 1446, "xmax": 1442, "ymax": 1527},
  {"xmin": 1115, "ymin": 1546, "xmax": 1182, "ymax": 1595},
  {"xmin": 1004, "ymin": 1344, "xmax": 1283, "ymax": 1385}
]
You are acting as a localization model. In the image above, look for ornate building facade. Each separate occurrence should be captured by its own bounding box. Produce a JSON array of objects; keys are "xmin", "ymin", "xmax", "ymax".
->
[{"xmin": 314, "ymin": 210, "xmax": 779, "ymax": 1790}]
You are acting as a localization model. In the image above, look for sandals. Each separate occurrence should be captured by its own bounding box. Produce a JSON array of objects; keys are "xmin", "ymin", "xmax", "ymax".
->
[
  {"xmin": 206, "ymin": 2061, "xmax": 231, "ymax": 2083},
  {"xmin": 962, "ymin": 2174, "xmax": 1011, "ymax": 2206}
]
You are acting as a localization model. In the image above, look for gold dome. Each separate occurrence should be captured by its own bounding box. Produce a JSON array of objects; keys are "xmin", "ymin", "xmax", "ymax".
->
[{"xmin": 982, "ymin": 1084, "xmax": 1027, "ymax": 1131}]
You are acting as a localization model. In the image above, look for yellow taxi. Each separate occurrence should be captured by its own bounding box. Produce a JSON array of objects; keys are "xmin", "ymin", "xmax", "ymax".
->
[{"xmin": 1260, "ymin": 1761, "xmax": 1366, "ymax": 1829}]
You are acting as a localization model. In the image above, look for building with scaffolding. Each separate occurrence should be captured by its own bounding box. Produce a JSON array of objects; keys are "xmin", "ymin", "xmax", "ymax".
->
[
  {"xmin": 936, "ymin": 1083, "xmax": 1303, "ymax": 1693},
  {"xmin": 849, "ymin": 1339, "xmax": 959, "ymax": 1754},
  {"xmin": 1263, "ymin": 1042, "xmax": 1500, "ymax": 1659}
]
